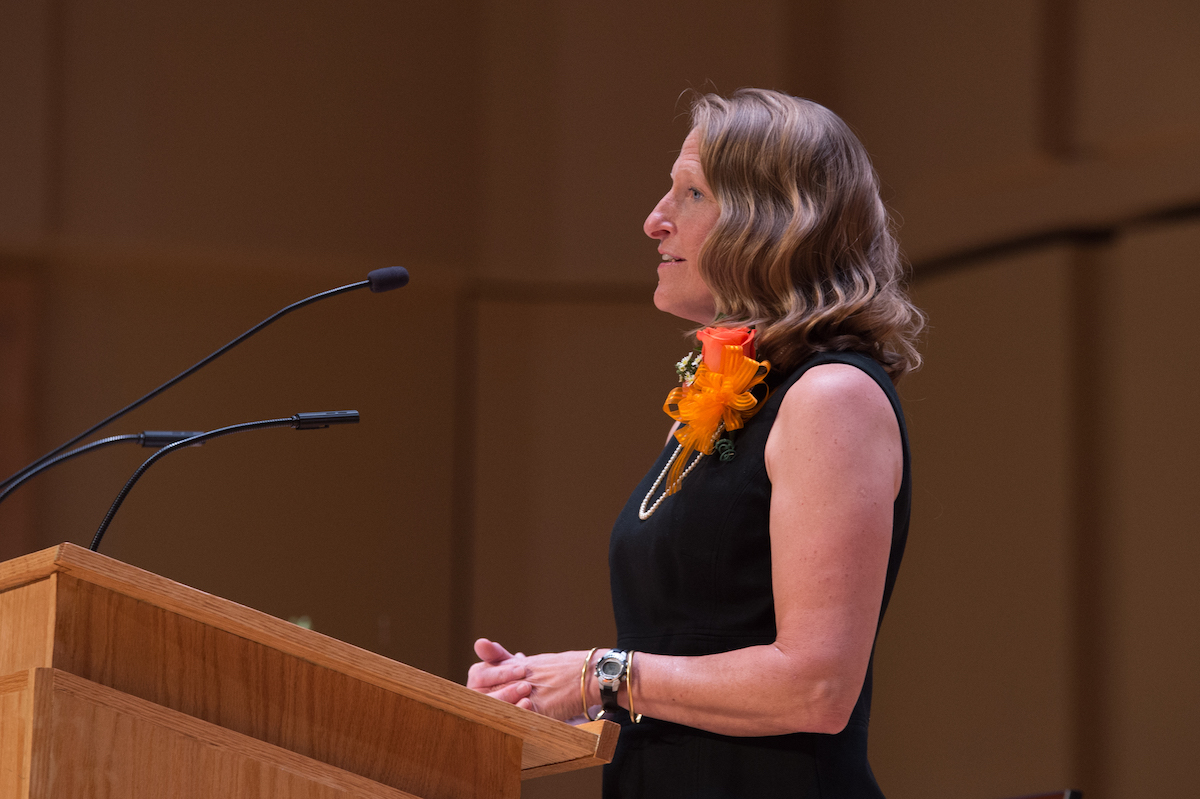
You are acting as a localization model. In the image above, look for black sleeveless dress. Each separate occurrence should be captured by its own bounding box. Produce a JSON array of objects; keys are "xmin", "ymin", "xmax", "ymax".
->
[{"xmin": 605, "ymin": 350, "xmax": 911, "ymax": 798}]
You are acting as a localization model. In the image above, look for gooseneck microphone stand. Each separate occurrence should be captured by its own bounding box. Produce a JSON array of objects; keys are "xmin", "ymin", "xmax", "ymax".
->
[
  {"xmin": 90, "ymin": 410, "xmax": 360, "ymax": 552},
  {"xmin": 0, "ymin": 267, "xmax": 407, "ymax": 502},
  {"xmin": 0, "ymin": 432, "xmax": 203, "ymax": 506}
]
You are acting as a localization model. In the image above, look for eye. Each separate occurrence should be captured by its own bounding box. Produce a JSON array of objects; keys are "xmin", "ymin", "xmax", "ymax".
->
[{"xmin": 689, "ymin": 187, "xmax": 704, "ymax": 200}]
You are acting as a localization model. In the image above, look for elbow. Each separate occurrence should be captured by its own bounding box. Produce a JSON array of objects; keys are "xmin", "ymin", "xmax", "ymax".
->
[
  {"xmin": 802, "ymin": 687, "xmax": 857, "ymax": 735},
  {"xmin": 808, "ymin": 702, "xmax": 854, "ymax": 735},
  {"xmin": 774, "ymin": 677, "xmax": 860, "ymax": 735},
  {"xmin": 767, "ymin": 642, "xmax": 868, "ymax": 735}
]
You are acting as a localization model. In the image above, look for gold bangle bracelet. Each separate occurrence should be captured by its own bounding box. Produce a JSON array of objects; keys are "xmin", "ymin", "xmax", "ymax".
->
[
  {"xmin": 581, "ymin": 647, "xmax": 599, "ymax": 722},
  {"xmin": 628, "ymin": 650, "xmax": 643, "ymax": 723}
]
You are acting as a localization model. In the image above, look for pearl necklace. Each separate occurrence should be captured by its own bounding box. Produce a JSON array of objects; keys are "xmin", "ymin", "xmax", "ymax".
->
[
  {"xmin": 638, "ymin": 445, "xmax": 703, "ymax": 520},
  {"xmin": 638, "ymin": 422, "xmax": 723, "ymax": 521}
]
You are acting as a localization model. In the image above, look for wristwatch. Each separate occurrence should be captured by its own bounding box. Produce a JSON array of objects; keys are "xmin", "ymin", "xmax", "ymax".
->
[{"xmin": 595, "ymin": 648, "xmax": 629, "ymax": 716}]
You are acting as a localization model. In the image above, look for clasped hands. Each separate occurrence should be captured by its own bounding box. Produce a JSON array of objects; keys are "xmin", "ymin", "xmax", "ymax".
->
[{"xmin": 467, "ymin": 638, "xmax": 600, "ymax": 722}]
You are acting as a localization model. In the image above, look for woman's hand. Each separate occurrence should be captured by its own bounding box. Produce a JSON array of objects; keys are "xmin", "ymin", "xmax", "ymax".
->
[
  {"xmin": 467, "ymin": 638, "xmax": 533, "ymax": 708},
  {"xmin": 467, "ymin": 638, "xmax": 599, "ymax": 721}
]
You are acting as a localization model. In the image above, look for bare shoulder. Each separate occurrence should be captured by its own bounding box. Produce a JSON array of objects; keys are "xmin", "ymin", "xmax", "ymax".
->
[
  {"xmin": 765, "ymin": 362, "xmax": 901, "ymax": 491},
  {"xmin": 776, "ymin": 363, "xmax": 895, "ymax": 428}
]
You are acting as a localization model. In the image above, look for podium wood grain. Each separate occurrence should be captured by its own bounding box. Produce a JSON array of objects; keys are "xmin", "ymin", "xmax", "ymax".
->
[
  {"xmin": 3, "ymin": 668, "xmax": 427, "ymax": 798},
  {"xmin": 0, "ymin": 544, "xmax": 617, "ymax": 798}
]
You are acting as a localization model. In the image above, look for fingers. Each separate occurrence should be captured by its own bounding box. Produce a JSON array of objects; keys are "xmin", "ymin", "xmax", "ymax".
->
[
  {"xmin": 467, "ymin": 638, "xmax": 529, "ymax": 693},
  {"xmin": 473, "ymin": 637, "xmax": 518, "ymax": 664},
  {"xmin": 487, "ymin": 680, "xmax": 532, "ymax": 706},
  {"xmin": 466, "ymin": 645, "xmax": 579, "ymax": 721},
  {"xmin": 468, "ymin": 662, "xmax": 528, "ymax": 692}
]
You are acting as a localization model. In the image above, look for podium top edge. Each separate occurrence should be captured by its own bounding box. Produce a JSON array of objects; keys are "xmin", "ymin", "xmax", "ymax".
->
[
  {"xmin": 0, "ymin": 542, "xmax": 64, "ymax": 591},
  {"xmin": 0, "ymin": 543, "xmax": 120, "ymax": 593},
  {"xmin": 0, "ymin": 543, "xmax": 611, "ymax": 768}
]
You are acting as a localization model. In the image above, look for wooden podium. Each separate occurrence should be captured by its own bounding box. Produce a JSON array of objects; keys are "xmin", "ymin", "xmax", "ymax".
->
[{"xmin": 0, "ymin": 543, "xmax": 618, "ymax": 798}]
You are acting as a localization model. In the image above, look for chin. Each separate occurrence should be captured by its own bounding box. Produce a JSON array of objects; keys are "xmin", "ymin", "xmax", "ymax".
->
[
  {"xmin": 652, "ymin": 289, "xmax": 686, "ymax": 320},
  {"xmin": 654, "ymin": 283, "xmax": 716, "ymax": 325},
  {"xmin": 652, "ymin": 288, "xmax": 672, "ymax": 315},
  {"xmin": 654, "ymin": 299, "xmax": 711, "ymax": 325}
]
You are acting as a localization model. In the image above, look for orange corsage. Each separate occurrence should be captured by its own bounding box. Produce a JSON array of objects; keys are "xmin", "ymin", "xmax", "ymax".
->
[{"xmin": 660, "ymin": 327, "xmax": 770, "ymax": 496}]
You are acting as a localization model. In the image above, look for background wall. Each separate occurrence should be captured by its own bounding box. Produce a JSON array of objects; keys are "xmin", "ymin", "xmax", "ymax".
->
[{"xmin": 2, "ymin": 1, "xmax": 1198, "ymax": 797}]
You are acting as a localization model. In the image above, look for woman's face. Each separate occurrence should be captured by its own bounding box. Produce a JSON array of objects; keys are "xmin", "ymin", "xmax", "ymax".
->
[{"xmin": 644, "ymin": 129, "xmax": 720, "ymax": 325}]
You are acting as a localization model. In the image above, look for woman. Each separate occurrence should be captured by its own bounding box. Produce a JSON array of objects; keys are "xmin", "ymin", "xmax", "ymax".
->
[{"xmin": 468, "ymin": 89, "xmax": 923, "ymax": 798}]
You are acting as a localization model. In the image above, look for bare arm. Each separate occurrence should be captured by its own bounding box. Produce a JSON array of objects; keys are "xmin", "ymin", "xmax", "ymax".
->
[{"xmin": 469, "ymin": 364, "xmax": 902, "ymax": 736}]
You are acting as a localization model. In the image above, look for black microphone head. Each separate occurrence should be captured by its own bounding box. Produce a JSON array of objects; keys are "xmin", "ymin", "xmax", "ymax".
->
[{"xmin": 367, "ymin": 266, "xmax": 409, "ymax": 293}]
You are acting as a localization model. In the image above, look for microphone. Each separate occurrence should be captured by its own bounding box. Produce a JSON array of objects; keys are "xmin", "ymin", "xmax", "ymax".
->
[
  {"xmin": 0, "ymin": 431, "xmax": 204, "ymax": 507},
  {"xmin": 0, "ymin": 267, "xmax": 408, "ymax": 494},
  {"xmin": 90, "ymin": 410, "xmax": 361, "ymax": 552},
  {"xmin": 367, "ymin": 266, "xmax": 409, "ymax": 292}
]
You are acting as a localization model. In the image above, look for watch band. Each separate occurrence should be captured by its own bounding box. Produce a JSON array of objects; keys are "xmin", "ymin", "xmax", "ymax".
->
[{"xmin": 595, "ymin": 648, "xmax": 629, "ymax": 716}]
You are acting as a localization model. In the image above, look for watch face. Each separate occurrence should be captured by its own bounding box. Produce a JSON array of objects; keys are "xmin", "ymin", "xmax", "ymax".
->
[{"xmin": 599, "ymin": 660, "xmax": 623, "ymax": 678}]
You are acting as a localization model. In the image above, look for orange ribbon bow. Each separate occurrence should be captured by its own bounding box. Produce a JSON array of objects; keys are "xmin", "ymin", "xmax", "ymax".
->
[{"xmin": 662, "ymin": 341, "xmax": 770, "ymax": 495}]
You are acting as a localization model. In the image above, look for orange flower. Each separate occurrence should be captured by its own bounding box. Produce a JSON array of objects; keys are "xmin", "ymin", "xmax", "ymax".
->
[
  {"xmin": 661, "ymin": 339, "xmax": 769, "ymax": 495},
  {"xmin": 697, "ymin": 327, "xmax": 756, "ymax": 371}
]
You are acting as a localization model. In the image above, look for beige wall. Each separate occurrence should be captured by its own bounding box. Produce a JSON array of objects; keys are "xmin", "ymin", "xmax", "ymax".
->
[{"xmin": 2, "ymin": 1, "xmax": 1199, "ymax": 798}]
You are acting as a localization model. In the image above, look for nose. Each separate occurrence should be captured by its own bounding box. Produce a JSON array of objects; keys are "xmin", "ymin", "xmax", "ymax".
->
[{"xmin": 644, "ymin": 194, "xmax": 672, "ymax": 240}]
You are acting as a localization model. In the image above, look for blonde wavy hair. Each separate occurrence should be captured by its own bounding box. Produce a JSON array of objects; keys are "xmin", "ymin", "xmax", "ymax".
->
[{"xmin": 692, "ymin": 89, "xmax": 924, "ymax": 380}]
